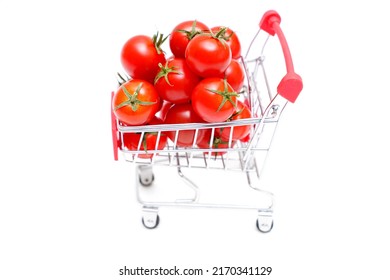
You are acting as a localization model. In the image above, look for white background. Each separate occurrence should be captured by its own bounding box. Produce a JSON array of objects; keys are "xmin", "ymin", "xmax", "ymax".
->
[{"xmin": 1, "ymin": 0, "xmax": 389, "ymax": 279}]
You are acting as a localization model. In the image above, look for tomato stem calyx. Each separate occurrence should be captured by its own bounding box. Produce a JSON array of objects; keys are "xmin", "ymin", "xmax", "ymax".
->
[
  {"xmin": 207, "ymin": 79, "xmax": 239, "ymax": 112},
  {"xmin": 177, "ymin": 20, "xmax": 207, "ymax": 40},
  {"xmin": 115, "ymin": 83, "xmax": 157, "ymax": 112},
  {"xmin": 213, "ymin": 136, "xmax": 229, "ymax": 147},
  {"xmin": 152, "ymin": 32, "xmax": 168, "ymax": 55},
  {"xmin": 213, "ymin": 26, "xmax": 233, "ymax": 42},
  {"xmin": 198, "ymin": 26, "xmax": 229, "ymax": 48},
  {"xmin": 154, "ymin": 62, "xmax": 183, "ymax": 86}
]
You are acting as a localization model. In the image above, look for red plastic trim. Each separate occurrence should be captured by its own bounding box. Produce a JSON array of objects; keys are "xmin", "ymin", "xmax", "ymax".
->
[
  {"xmin": 259, "ymin": 10, "xmax": 281, "ymax": 36},
  {"xmin": 259, "ymin": 10, "xmax": 303, "ymax": 103},
  {"xmin": 111, "ymin": 91, "xmax": 119, "ymax": 161}
]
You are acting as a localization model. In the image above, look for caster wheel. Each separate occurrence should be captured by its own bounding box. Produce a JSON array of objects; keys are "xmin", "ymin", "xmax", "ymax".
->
[
  {"xmin": 142, "ymin": 214, "xmax": 160, "ymax": 229},
  {"xmin": 137, "ymin": 165, "xmax": 154, "ymax": 186},
  {"xmin": 256, "ymin": 217, "xmax": 273, "ymax": 233},
  {"xmin": 139, "ymin": 174, "xmax": 154, "ymax": 187}
]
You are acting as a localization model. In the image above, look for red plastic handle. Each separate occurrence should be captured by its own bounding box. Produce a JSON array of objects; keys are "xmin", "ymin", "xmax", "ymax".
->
[
  {"xmin": 111, "ymin": 91, "xmax": 119, "ymax": 161},
  {"xmin": 259, "ymin": 10, "xmax": 303, "ymax": 103}
]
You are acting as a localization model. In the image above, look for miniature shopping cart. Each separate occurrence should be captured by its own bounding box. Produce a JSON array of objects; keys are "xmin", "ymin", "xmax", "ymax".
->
[{"xmin": 111, "ymin": 10, "xmax": 303, "ymax": 233}]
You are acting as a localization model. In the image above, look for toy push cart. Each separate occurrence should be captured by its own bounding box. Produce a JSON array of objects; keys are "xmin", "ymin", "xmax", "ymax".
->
[{"xmin": 111, "ymin": 10, "xmax": 302, "ymax": 233}]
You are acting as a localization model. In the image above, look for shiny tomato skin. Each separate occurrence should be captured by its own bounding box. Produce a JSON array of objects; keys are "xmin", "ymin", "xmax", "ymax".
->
[
  {"xmin": 169, "ymin": 20, "xmax": 209, "ymax": 58},
  {"xmin": 120, "ymin": 35, "xmax": 166, "ymax": 83},
  {"xmin": 239, "ymin": 133, "xmax": 251, "ymax": 143},
  {"xmin": 112, "ymin": 79, "xmax": 161, "ymax": 126},
  {"xmin": 122, "ymin": 117, "xmax": 167, "ymax": 159},
  {"xmin": 185, "ymin": 35, "xmax": 231, "ymax": 78},
  {"xmin": 216, "ymin": 59, "xmax": 245, "ymax": 92},
  {"xmin": 154, "ymin": 57, "xmax": 201, "ymax": 104},
  {"xmin": 211, "ymin": 26, "xmax": 242, "ymax": 59},
  {"xmin": 155, "ymin": 100, "xmax": 173, "ymax": 121},
  {"xmin": 164, "ymin": 103, "xmax": 206, "ymax": 147},
  {"xmin": 191, "ymin": 77, "xmax": 237, "ymax": 123},
  {"xmin": 216, "ymin": 100, "xmax": 252, "ymax": 141}
]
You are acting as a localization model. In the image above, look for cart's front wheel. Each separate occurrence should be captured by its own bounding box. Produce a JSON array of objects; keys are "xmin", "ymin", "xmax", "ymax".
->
[
  {"xmin": 142, "ymin": 215, "xmax": 160, "ymax": 229},
  {"xmin": 142, "ymin": 206, "xmax": 160, "ymax": 229},
  {"xmin": 256, "ymin": 219, "xmax": 273, "ymax": 233},
  {"xmin": 256, "ymin": 211, "xmax": 273, "ymax": 233}
]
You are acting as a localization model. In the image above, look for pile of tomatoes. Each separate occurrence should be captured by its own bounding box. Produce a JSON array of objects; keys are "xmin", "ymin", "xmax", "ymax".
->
[{"xmin": 112, "ymin": 19, "xmax": 253, "ymax": 158}]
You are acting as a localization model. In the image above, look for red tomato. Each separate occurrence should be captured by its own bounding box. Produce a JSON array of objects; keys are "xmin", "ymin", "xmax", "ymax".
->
[
  {"xmin": 239, "ymin": 133, "xmax": 251, "ymax": 143},
  {"xmin": 185, "ymin": 32, "xmax": 231, "ymax": 78},
  {"xmin": 154, "ymin": 57, "xmax": 201, "ymax": 104},
  {"xmin": 191, "ymin": 78, "xmax": 238, "ymax": 123},
  {"xmin": 217, "ymin": 59, "xmax": 245, "ymax": 92},
  {"xmin": 169, "ymin": 20, "xmax": 209, "ymax": 58},
  {"xmin": 216, "ymin": 100, "xmax": 252, "ymax": 141},
  {"xmin": 211, "ymin": 26, "xmax": 242, "ymax": 59},
  {"xmin": 197, "ymin": 129, "xmax": 236, "ymax": 156},
  {"xmin": 122, "ymin": 117, "xmax": 167, "ymax": 159},
  {"xmin": 155, "ymin": 100, "xmax": 173, "ymax": 121},
  {"xmin": 121, "ymin": 33, "xmax": 167, "ymax": 83},
  {"xmin": 112, "ymin": 79, "xmax": 161, "ymax": 126},
  {"xmin": 164, "ymin": 103, "xmax": 206, "ymax": 147}
]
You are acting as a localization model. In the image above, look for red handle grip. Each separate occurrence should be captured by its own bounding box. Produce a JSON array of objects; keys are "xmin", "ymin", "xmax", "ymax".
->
[{"xmin": 260, "ymin": 10, "xmax": 303, "ymax": 103}]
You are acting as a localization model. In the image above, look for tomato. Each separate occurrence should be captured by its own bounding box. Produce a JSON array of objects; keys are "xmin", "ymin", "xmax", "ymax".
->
[
  {"xmin": 122, "ymin": 117, "xmax": 167, "ymax": 159},
  {"xmin": 169, "ymin": 20, "xmax": 209, "ymax": 58},
  {"xmin": 191, "ymin": 78, "xmax": 238, "ymax": 123},
  {"xmin": 217, "ymin": 59, "xmax": 245, "ymax": 92},
  {"xmin": 239, "ymin": 133, "xmax": 251, "ymax": 143},
  {"xmin": 112, "ymin": 79, "xmax": 161, "ymax": 126},
  {"xmin": 197, "ymin": 129, "xmax": 236, "ymax": 156},
  {"xmin": 185, "ymin": 31, "xmax": 231, "ymax": 78},
  {"xmin": 155, "ymin": 100, "xmax": 173, "ymax": 121},
  {"xmin": 211, "ymin": 26, "xmax": 242, "ymax": 59},
  {"xmin": 216, "ymin": 100, "xmax": 252, "ymax": 141},
  {"xmin": 120, "ymin": 33, "xmax": 167, "ymax": 83},
  {"xmin": 154, "ymin": 57, "xmax": 201, "ymax": 104},
  {"xmin": 164, "ymin": 103, "xmax": 206, "ymax": 147}
]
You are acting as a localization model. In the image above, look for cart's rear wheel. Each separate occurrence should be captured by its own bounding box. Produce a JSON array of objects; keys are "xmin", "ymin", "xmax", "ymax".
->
[
  {"xmin": 139, "ymin": 174, "xmax": 154, "ymax": 186},
  {"xmin": 137, "ymin": 165, "xmax": 154, "ymax": 186}
]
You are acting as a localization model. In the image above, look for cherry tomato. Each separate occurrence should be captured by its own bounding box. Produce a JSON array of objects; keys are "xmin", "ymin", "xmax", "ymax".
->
[
  {"xmin": 155, "ymin": 100, "xmax": 173, "ymax": 121},
  {"xmin": 122, "ymin": 117, "xmax": 167, "ymax": 159},
  {"xmin": 154, "ymin": 57, "xmax": 201, "ymax": 104},
  {"xmin": 185, "ymin": 31, "xmax": 231, "ymax": 78},
  {"xmin": 169, "ymin": 20, "xmax": 209, "ymax": 58},
  {"xmin": 217, "ymin": 59, "xmax": 245, "ymax": 92},
  {"xmin": 120, "ymin": 33, "xmax": 167, "ymax": 83},
  {"xmin": 191, "ymin": 78, "xmax": 238, "ymax": 123},
  {"xmin": 239, "ymin": 133, "xmax": 251, "ymax": 143},
  {"xmin": 197, "ymin": 129, "xmax": 236, "ymax": 156},
  {"xmin": 112, "ymin": 79, "xmax": 161, "ymax": 126},
  {"xmin": 211, "ymin": 26, "xmax": 242, "ymax": 59},
  {"xmin": 164, "ymin": 103, "xmax": 206, "ymax": 147},
  {"xmin": 216, "ymin": 100, "xmax": 252, "ymax": 141}
]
